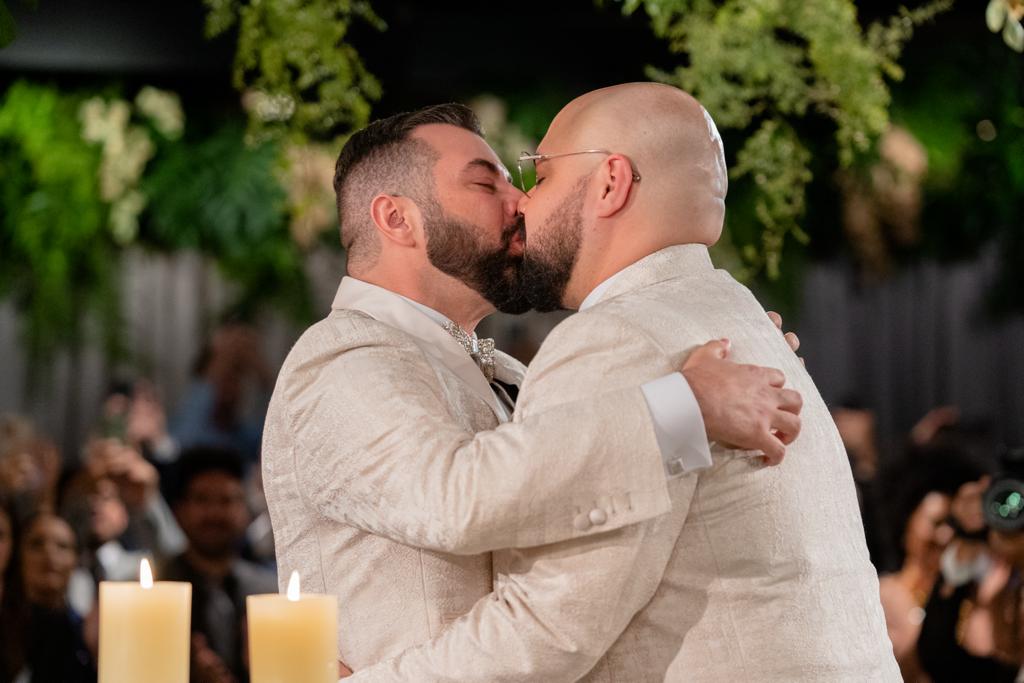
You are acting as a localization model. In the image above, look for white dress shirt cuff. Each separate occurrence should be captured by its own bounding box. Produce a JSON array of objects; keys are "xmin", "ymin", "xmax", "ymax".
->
[{"xmin": 640, "ymin": 372, "xmax": 713, "ymax": 477}]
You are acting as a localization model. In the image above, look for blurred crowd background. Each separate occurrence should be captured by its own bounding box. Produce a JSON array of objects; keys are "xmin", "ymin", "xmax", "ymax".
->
[{"xmin": 1, "ymin": 0, "xmax": 1022, "ymax": 682}]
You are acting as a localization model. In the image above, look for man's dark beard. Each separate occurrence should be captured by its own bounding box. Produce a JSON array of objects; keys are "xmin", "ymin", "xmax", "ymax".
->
[
  {"xmin": 520, "ymin": 177, "xmax": 587, "ymax": 312},
  {"xmin": 423, "ymin": 202, "xmax": 531, "ymax": 314}
]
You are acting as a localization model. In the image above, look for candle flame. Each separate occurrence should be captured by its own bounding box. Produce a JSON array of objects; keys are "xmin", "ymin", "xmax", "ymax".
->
[
  {"xmin": 140, "ymin": 558, "xmax": 154, "ymax": 589},
  {"xmin": 287, "ymin": 570, "xmax": 300, "ymax": 602}
]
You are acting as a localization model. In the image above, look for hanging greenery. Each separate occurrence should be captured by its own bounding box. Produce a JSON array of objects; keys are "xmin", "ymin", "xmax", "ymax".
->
[
  {"xmin": 0, "ymin": 80, "xmax": 316, "ymax": 375},
  {"xmin": 0, "ymin": 82, "xmax": 194, "ymax": 372},
  {"xmin": 202, "ymin": 0, "xmax": 385, "ymax": 144},
  {"xmin": 0, "ymin": 82, "xmax": 118, "ymax": 369},
  {"xmin": 612, "ymin": 0, "xmax": 953, "ymax": 278},
  {"xmin": 142, "ymin": 123, "xmax": 313, "ymax": 321}
]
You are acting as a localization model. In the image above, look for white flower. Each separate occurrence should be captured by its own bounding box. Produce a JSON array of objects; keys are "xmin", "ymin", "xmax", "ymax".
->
[
  {"xmin": 470, "ymin": 95, "xmax": 508, "ymax": 137},
  {"xmin": 242, "ymin": 90, "xmax": 296, "ymax": 122},
  {"xmin": 467, "ymin": 94, "xmax": 537, "ymax": 171},
  {"xmin": 135, "ymin": 86, "xmax": 185, "ymax": 139},
  {"xmin": 79, "ymin": 98, "xmax": 130, "ymax": 145},
  {"xmin": 987, "ymin": 0, "xmax": 1024, "ymax": 52},
  {"xmin": 99, "ymin": 125, "xmax": 154, "ymax": 201},
  {"xmin": 79, "ymin": 98, "xmax": 108, "ymax": 143},
  {"xmin": 280, "ymin": 144, "xmax": 337, "ymax": 248},
  {"xmin": 109, "ymin": 190, "xmax": 147, "ymax": 245}
]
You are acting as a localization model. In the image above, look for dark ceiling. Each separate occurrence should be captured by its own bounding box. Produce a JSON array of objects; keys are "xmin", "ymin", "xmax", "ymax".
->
[
  {"xmin": 0, "ymin": 0, "xmax": 679, "ymax": 115},
  {"xmin": 0, "ymin": 1, "xmax": 982, "ymax": 118}
]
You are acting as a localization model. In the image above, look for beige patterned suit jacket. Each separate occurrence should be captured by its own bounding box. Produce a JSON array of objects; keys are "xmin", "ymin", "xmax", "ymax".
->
[
  {"xmin": 261, "ymin": 277, "xmax": 674, "ymax": 670},
  {"xmin": 354, "ymin": 245, "xmax": 899, "ymax": 682}
]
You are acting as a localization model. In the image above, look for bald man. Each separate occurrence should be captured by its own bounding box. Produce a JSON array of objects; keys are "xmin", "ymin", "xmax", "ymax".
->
[{"xmin": 349, "ymin": 85, "xmax": 898, "ymax": 681}]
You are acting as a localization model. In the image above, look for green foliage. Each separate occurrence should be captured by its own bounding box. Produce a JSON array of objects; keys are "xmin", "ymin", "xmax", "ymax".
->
[
  {"xmin": 0, "ymin": 81, "xmax": 119, "ymax": 369},
  {"xmin": 615, "ymin": 0, "xmax": 952, "ymax": 277},
  {"xmin": 142, "ymin": 123, "xmax": 313, "ymax": 321},
  {"xmin": 203, "ymin": 0, "xmax": 385, "ymax": 143},
  {"xmin": 732, "ymin": 120, "xmax": 812, "ymax": 277},
  {"xmin": 0, "ymin": 81, "xmax": 315, "ymax": 376}
]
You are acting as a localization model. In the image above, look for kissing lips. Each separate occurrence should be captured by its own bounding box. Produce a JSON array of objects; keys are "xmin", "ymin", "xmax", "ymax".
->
[{"xmin": 508, "ymin": 227, "xmax": 525, "ymax": 257}]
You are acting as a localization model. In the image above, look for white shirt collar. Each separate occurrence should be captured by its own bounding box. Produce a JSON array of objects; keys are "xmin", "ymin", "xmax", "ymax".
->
[
  {"xmin": 345, "ymin": 278, "xmax": 479, "ymax": 338},
  {"xmin": 396, "ymin": 292, "xmax": 454, "ymax": 329},
  {"xmin": 579, "ymin": 270, "xmax": 626, "ymax": 311},
  {"xmin": 331, "ymin": 276, "xmax": 506, "ymax": 417}
]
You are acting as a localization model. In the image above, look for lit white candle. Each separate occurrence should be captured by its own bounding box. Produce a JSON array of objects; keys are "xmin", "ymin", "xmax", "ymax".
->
[
  {"xmin": 248, "ymin": 570, "xmax": 339, "ymax": 683},
  {"xmin": 98, "ymin": 559, "xmax": 191, "ymax": 683}
]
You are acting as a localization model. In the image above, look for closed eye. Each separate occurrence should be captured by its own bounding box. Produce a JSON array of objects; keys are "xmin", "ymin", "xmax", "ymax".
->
[{"xmin": 475, "ymin": 182, "xmax": 496, "ymax": 192}]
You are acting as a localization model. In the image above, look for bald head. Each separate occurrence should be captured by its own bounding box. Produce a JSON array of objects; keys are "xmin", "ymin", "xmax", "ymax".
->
[{"xmin": 544, "ymin": 83, "xmax": 727, "ymax": 244}]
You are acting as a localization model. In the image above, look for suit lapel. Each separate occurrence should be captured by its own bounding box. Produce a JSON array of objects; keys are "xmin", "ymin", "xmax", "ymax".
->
[{"xmin": 332, "ymin": 277, "xmax": 504, "ymax": 419}]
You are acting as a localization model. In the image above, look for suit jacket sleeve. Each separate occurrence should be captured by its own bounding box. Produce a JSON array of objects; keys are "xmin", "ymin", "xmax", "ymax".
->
[
  {"xmin": 346, "ymin": 309, "xmax": 701, "ymax": 681},
  {"xmin": 280, "ymin": 314, "xmax": 672, "ymax": 555}
]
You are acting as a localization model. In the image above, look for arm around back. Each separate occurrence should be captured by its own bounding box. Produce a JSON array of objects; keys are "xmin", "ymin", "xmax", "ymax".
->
[{"xmin": 280, "ymin": 314, "xmax": 673, "ymax": 555}]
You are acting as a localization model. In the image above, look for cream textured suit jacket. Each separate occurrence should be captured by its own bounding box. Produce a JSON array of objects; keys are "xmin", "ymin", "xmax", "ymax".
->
[
  {"xmin": 353, "ymin": 245, "xmax": 899, "ymax": 682},
  {"xmin": 261, "ymin": 277, "xmax": 674, "ymax": 670}
]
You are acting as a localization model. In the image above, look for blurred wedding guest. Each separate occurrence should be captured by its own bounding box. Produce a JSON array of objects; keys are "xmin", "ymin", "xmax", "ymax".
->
[
  {"xmin": 9, "ymin": 512, "xmax": 96, "ymax": 683},
  {"xmin": 0, "ymin": 416, "xmax": 61, "ymax": 520},
  {"xmin": 0, "ymin": 495, "xmax": 23, "ymax": 683},
  {"xmin": 61, "ymin": 472, "xmax": 136, "ymax": 618},
  {"xmin": 162, "ymin": 447, "xmax": 276, "ymax": 683},
  {"xmin": 242, "ymin": 469, "xmax": 274, "ymax": 568},
  {"xmin": 926, "ymin": 446, "xmax": 1024, "ymax": 679},
  {"xmin": 170, "ymin": 323, "xmax": 273, "ymax": 466},
  {"xmin": 100, "ymin": 379, "xmax": 179, "ymax": 468},
  {"xmin": 60, "ymin": 456, "xmax": 183, "ymax": 617},
  {"xmin": 914, "ymin": 431, "xmax": 1019, "ymax": 682},
  {"xmin": 833, "ymin": 401, "xmax": 893, "ymax": 569},
  {"xmin": 0, "ymin": 497, "xmax": 13, "ymax": 599},
  {"xmin": 81, "ymin": 436, "xmax": 185, "ymax": 561},
  {"xmin": 878, "ymin": 469, "xmax": 954, "ymax": 680}
]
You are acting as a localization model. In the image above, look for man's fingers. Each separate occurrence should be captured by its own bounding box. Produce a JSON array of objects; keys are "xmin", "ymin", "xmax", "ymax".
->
[
  {"xmin": 767, "ymin": 311, "xmax": 783, "ymax": 330},
  {"xmin": 683, "ymin": 339, "xmax": 731, "ymax": 369},
  {"xmin": 762, "ymin": 367, "xmax": 786, "ymax": 388},
  {"xmin": 784, "ymin": 331, "xmax": 800, "ymax": 353},
  {"xmin": 777, "ymin": 388, "xmax": 803, "ymax": 415},
  {"xmin": 770, "ymin": 410, "xmax": 802, "ymax": 445},
  {"xmin": 758, "ymin": 433, "xmax": 787, "ymax": 465}
]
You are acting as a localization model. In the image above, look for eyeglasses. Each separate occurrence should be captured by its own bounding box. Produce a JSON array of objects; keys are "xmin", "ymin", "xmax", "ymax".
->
[{"xmin": 516, "ymin": 149, "xmax": 641, "ymax": 192}]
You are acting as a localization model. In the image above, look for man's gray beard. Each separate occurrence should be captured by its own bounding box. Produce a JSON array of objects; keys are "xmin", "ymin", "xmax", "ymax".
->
[
  {"xmin": 422, "ymin": 198, "xmax": 531, "ymax": 314},
  {"xmin": 520, "ymin": 177, "xmax": 587, "ymax": 313}
]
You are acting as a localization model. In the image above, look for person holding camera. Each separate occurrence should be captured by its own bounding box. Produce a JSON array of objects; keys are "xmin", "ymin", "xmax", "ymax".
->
[
  {"xmin": 917, "ymin": 446, "xmax": 1024, "ymax": 682},
  {"xmin": 950, "ymin": 448, "xmax": 1024, "ymax": 675}
]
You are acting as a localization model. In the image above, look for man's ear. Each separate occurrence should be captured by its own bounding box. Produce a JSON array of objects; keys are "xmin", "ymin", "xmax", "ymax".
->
[
  {"xmin": 369, "ymin": 194, "xmax": 422, "ymax": 248},
  {"xmin": 594, "ymin": 154, "xmax": 636, "ymax": 218}
]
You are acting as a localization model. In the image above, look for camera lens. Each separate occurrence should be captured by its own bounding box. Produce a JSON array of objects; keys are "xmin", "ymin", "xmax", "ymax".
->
[{"xmin": 984, "ymin": 478, "xmax": 1024, "ymax": 532}]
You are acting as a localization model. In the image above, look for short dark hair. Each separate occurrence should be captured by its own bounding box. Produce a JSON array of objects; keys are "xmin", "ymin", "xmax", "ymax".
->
[
  {"xmin": 170, "ymin": 446, "xmax": 246, "ymax": 504},
  {"xmin": 333, "ymin": 103, "xmax": 483, "ymax": 269}
]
